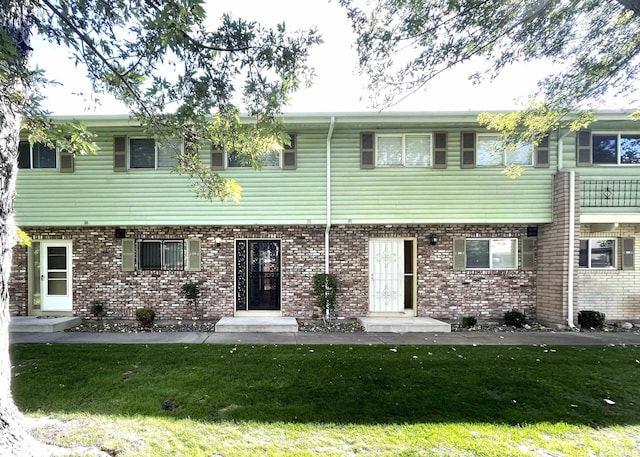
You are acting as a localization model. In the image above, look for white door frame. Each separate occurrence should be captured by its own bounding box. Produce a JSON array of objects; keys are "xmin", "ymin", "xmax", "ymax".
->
[
  {"xmin": 369, "ymin": 238, "xmax": 416, "ymax": 315},
  {"xmin": 40, "ymin": 240, "xmax": 73, "ymax": 312}
]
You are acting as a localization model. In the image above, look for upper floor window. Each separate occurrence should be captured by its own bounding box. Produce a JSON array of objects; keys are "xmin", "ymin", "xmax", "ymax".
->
[
  {"xmin": 476, "ymin": 134, "xmax": 533, "ymax": 167},
  {"xmin": 137, "ymin": 239, "xmax": 184, "ymax": 271},
  {"xmin": 18, "ymin": 140, "xmax": 57, "ymax": 169},
  {"xmin": 579, "ymin": 238, "xmax": 616, "ymax": 269},
  {"xmin": 227, "ymin": 150, "xmax": 281, "ymax": 168},
  {"xmin": 129, "ymin": 138, "xmax": 183, "ymax": 169},
  {"xmin": 376, "ymin": 134, "xmax": 432, "ymax": 167},
  {"xmin": 577, "ymin": 130, "xmax": 640, "ymax": 166}
]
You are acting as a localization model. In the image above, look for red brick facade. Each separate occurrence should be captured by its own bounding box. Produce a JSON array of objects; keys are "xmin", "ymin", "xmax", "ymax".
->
[{"xmin": 11, "ymin": 223, "xmax": 537, "ymax": 321}]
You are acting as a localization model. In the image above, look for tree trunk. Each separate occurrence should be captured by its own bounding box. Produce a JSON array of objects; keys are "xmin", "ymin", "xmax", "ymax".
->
[{"xmin": 0, "ymin": 1, "xmax": 54, "ymax": 455}]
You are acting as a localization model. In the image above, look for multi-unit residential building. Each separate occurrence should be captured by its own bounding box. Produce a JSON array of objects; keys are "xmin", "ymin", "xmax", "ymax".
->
[{"xmin": 9, "ymin": 111, "xmax": 640, "ymax": 328}]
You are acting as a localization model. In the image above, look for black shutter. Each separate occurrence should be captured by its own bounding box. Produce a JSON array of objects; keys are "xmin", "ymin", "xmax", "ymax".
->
[
  {"xmin": 59, "ymin": 151, "xmax": 75, "ymax": 173},
  {"xmin": 433, "ymin": 132, "xmax": 448, "ymax": 168},
  {"xmin": 460, "ymin": 132, "xmax": 476, "ymax": 168},
  {"xmin": 360, "ymin": 132, "xmax": 375, "ymax": 169},
  {"xmin": 622, "ymin": 237, "xmax": 635, "ymax": 270},
  {"xmin": 210, "ymin": 144, "xmax": 225, "ymax": 170},
  {"xmin": 577, "ymin": 130, "xmax": 592, "ymax": 166},
  {"xmin": 283, "ymin": 133, "xmax": 297, "ymax": 170},
  {"xmin": 113, "ymin": 136, "xmax": 127, "ymax": 172},
  {"xmin": 534, "ymin": 134, "xmax": 550, "ymax": 168}
]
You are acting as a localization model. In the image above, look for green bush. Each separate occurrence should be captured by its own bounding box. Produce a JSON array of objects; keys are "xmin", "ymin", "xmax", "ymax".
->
[
  {"xmin": 578, "ymin": 310, "xmax": 606, "ymax": 329},
  {"xmin": 181, "ymin": 282, "xmax": 200, "ymax": 304},
  {"xmin": 136, "ymin": 307, "xmax": 156, "ymax": 329},
  {"xmin": 90, "ymin": 300, "xmax": 105, "ymax": 318},
  {"xmin": 504, "ymin": 309, "xmax": 527, "ymax": 328},
  {"xmin": 313, "ymin": 273, "xmax": 338, "ymax": 319},
  {"xmin": 461, "ymin": 316, "xmax": 477, "ymax": 328}
]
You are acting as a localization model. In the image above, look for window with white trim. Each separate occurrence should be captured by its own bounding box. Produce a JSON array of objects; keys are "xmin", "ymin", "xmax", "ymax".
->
[
  {"xmin": 476, "ymin": 134, "xmax": 533, "ymax": 167},
  {"xmin": 137, "ymin": 240, "xmax": 184, "ymax": 271},
  {"xmin": 129, "ymin": 138, "xmax": 183, "ymax": 169},
  {"xmin": 466, "ymin": 238, "xmax": 518, "ymax": 270},
  {"xmin": 376, "ymin": 134, "xmax": 432, "ymax": 167},
  {"xmin": 593, "ymin": 133, "xmax": 640, "ymax": 165},
  {"xmin": 18, "ymin": 141, "xmax": 57, "ymax": 169},
  {"xmin": 227, "ymin": 150, "xmax": 281, "ymax": 168},
  {"xmin": 579, "ymin": 238, "xmax": 616, "ymax": 269}
]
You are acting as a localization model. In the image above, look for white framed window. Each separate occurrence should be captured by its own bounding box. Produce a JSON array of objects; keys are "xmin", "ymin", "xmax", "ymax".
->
[
  {"xmin": 137, "ymin": 240, "xmax": 185, "ymax": 271},
  {"xmin": 476, "ymin": 134, "xmax": 533, "ymax": 167},
  {"xmin": 579, "ymin": 238, "xmax": 616, "ymax": 269},
  {"xmin": 376, "ymin": 134, "xmax": 432, "ymax": 167},
  {"xmin": 227, "ymin": 150, "xmax": 281, "ymax": 168},
  {"xmin": 18, "ymin": 140, "xmax": 57, "ymax": 169},
  {"xmin": 466, "ymin": 238, "xmax": 518, "ymax": 270},
  {"xmin": 129, "ymin": 138, "xmax": 183, "ymax": 169},
  {"xmin": 592, "ymin": 133, "xmax": 640, "ymax": 165}
]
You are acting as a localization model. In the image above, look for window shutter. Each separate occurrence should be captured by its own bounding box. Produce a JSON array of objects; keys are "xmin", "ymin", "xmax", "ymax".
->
[
  {"xmin": 622, "ymin": 237, "xmax": 635, "ymax": 270},
  {"xmin": 186, "ymin": 238, "xmax": 202, "ymax": 271},
  {"xmin": 59, "ymin": 151, "xmax": 75, "ymax": 173},
  {"xmin": 534, "ymin": 134, "xmax": 550, "ymax": 168},
  {"xmin": 121, "ymin": 239, "xmax": 135, "ymax": 272},
  {"xmin": 360, "ymin": 132, "xmax": 375, "ymax": 169},
  {"xmin": 210, "ymin": 144, "xmax": 225, "ymax": 170},
  {"xmin": 113, "ymin": 136, "xmax": 127, "ymax": 172},
  {"xmin": 460, "ymin": 132, "xmax": 476, "ymax": 168},
  {"xmin": 521, "ymin": 237, "xmax": 537, "ymax": 270},
  {"xmin": 433, "ymin": 132, "xmax": 448, "ymax": 169},
  {"xmin": 283, "ymin": 133, "xmax": 297, "ymax": 170},
  {"xmin": 577, "ymin": 130, "xmax": 592, "ymax": 166},
  {"xmin": 453, "ymin": 238, "xmax": 466, "ymax": 271}
]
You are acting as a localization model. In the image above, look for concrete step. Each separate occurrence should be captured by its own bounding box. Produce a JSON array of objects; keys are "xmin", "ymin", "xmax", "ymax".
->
[
  {"xmin": 10, "ymin": 316, "xmax": 82, "ymax": 333},
  {"xmin": 215, "ymin": 317, "xmax": 298, "ymax": 333},
  {"xmin": 358, "ymin": 317, "xmax": 451, "ymax": 333}
]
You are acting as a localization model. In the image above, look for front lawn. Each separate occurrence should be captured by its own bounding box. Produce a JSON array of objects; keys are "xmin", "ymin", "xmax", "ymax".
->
[{"xmin": 10, "ymin": 344, "xmax": 640, "ymax": 456}]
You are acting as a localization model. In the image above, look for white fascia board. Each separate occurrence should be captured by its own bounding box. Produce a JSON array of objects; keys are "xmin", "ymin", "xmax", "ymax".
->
[{"xmin": 581, "ymin": 213, "xmax": 640, "ymax": 223}]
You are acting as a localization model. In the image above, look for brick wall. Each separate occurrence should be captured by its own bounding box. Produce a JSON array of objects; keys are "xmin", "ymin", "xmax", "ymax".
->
[
  {"xmin": 577, "ymin": 224, "xmax": 640, "ymax": 320},
  {"xmin": 536, "ymin": 172, "xmax": 579, "ymax": 325},
  {"xmin": 12, "ymin": 226, "xmax": 325, "ymax": 320},
  {"xmin": 331, "ymin": 224, "xmax": 536, "ymax": 320},
  {"xmin": 12, "ymin": 223, "xmax": 538, "ymax": 321}
]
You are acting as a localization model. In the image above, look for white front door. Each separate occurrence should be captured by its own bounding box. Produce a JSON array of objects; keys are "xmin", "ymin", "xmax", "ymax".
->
[
  {"xmin": 41, "ymin": 241, "xmax": 73, "ymax": 312},
  {"xmin": 369, "ymin": 239, "xmax": 405, "ymax": 313}
]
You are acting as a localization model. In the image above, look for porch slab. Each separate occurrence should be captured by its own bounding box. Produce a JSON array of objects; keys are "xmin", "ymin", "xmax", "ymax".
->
[
  {"xmin": 215, "ymin": 317, "xmax": 298, "ymax": 333},
  {"xmin": 358, "ymin": 317, "xmax": 451, "ymax": 333},
  {"xmin": 9, "ymin": 316, "xmax": 81, "ymax": 333}
]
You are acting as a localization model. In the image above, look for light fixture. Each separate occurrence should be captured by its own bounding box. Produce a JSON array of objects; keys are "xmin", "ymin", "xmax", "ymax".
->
[
  {"xmin": 215, "ymin": 237, "xmax": 222, "ymax": 247},
  {"xmin": 429, "ymin": 234, "xmax": 439, "ymax": 245}
]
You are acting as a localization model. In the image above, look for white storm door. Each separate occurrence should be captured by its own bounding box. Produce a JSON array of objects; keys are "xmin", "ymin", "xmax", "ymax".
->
[
  {"xmin": 41, "ymin": 241, "xmax": 73, "ymax": 311},
  {"xmin": 369, "ymin": 239, "xmax": 405, "ymax": 312}
]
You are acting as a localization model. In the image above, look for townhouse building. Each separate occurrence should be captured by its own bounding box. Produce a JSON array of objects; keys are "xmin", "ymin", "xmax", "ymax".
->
[{"xmin": 9, "ymin": 111, "xmax": 640, "ymax": 327}]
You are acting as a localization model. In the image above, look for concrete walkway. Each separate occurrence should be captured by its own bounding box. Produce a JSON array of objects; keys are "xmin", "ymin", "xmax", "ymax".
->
[{"xmin": 9, "ymin": 330, "xmax": 640, "ymax": 346}]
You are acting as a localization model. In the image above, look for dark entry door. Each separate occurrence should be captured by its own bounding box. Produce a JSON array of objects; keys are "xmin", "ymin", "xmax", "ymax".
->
[{"xmin": 235, "ymin": 240, "xmax": 281, "ymax": 311}]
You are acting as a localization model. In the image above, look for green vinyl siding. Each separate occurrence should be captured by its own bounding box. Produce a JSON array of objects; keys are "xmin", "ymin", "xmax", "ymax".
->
[
  {"xmin": 15, "ymin": 126, "xmax": 327, "ymax": 226},
  {"xmin": 330, "ymin": 125, "xmax": 555, "ymax": 224}
]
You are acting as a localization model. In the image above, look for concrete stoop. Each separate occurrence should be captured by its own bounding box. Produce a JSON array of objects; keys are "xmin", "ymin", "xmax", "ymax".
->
[
  {"xmin": 358, "ymin": 317, "xmax": 451, "ymax": 333},
  {"xmin": 10, "ymin": 316, "xmax": 82, "ymax": 333},
  {"xmin": 215, "ymin": 317, "xmax": 299, "ymax": 333}
]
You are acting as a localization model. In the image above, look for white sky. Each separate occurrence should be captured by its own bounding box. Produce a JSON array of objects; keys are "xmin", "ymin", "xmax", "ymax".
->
[{"xmin": 29, "ymin": 0, "xmax": 629, "ymax": 115}]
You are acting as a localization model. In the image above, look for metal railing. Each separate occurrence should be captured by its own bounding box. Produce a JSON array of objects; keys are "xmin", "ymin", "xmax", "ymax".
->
[{"xmin": 581, "ymin": 180, "xmax": 640, "ymax": 207}]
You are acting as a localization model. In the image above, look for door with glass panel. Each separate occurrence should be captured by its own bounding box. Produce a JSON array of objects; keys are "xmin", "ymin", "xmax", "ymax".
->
[
  {"xmin": 235, "ymin": 240, "xmax": 281, "ymax": 311},
  {"xmin": 40, "ymin": 241, "xmax": 73, "ymax": 311}
]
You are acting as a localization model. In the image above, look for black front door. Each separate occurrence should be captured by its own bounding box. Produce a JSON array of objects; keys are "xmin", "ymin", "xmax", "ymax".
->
[{"xmin": 236, "ymin": 240, "xmax": 281, "ymax": 311}]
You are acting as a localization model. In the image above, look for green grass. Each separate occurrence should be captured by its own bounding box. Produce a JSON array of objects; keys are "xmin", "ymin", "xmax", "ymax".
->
[{"xmin": 10, "ymin": 344, "xmax": 640, "ymax": 456}]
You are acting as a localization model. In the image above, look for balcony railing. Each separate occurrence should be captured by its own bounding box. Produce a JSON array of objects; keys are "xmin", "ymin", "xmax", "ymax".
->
[{"xmin": 581, "ymin": 180, "xmax": 640, "ymax": 208}]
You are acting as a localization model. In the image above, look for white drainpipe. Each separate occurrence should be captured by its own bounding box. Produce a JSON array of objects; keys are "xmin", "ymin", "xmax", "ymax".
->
[
  {"xmin": 324, "ymin": 116, "xmax": 335, "ymax": 275},
  {"xmin": 567, "ymin": 170, "xmax": 576, "ymax": 328}
]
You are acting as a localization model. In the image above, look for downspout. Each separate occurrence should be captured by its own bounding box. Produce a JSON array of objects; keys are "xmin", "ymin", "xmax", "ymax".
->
[
  {"xmin": 567, "ymin": 170, "xmax": 576, "ymax": 328},
  {"xmin": 325, "ymin": 116, "xmax": 335, "ymax": 276}
]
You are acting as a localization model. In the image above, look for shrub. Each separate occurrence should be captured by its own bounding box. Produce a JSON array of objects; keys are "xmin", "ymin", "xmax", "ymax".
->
[
  {"xmin": 504, "ymin": 309, "xmax": 527, "ymax": 328},
  {"xmin": 578, "ymin": 310, "xmax": 606, "ymax": 329},
  {"xmin": 136, "ymin": 307, "xmax": 156, "ymax": 329},
  {"xmin": 461, "ymin": 316, "xmax": 477, "ymax": 328},
  {"xmin": 90, "ymin": 300, "xmax": 105, "ymax": 318},
  {"xmin": 313, "ymin": 273, "xmax": 338, "ymax": 320},
  {"xmin": 181, "ymin": 282, "xmax": 200, "ymax": 305}
]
